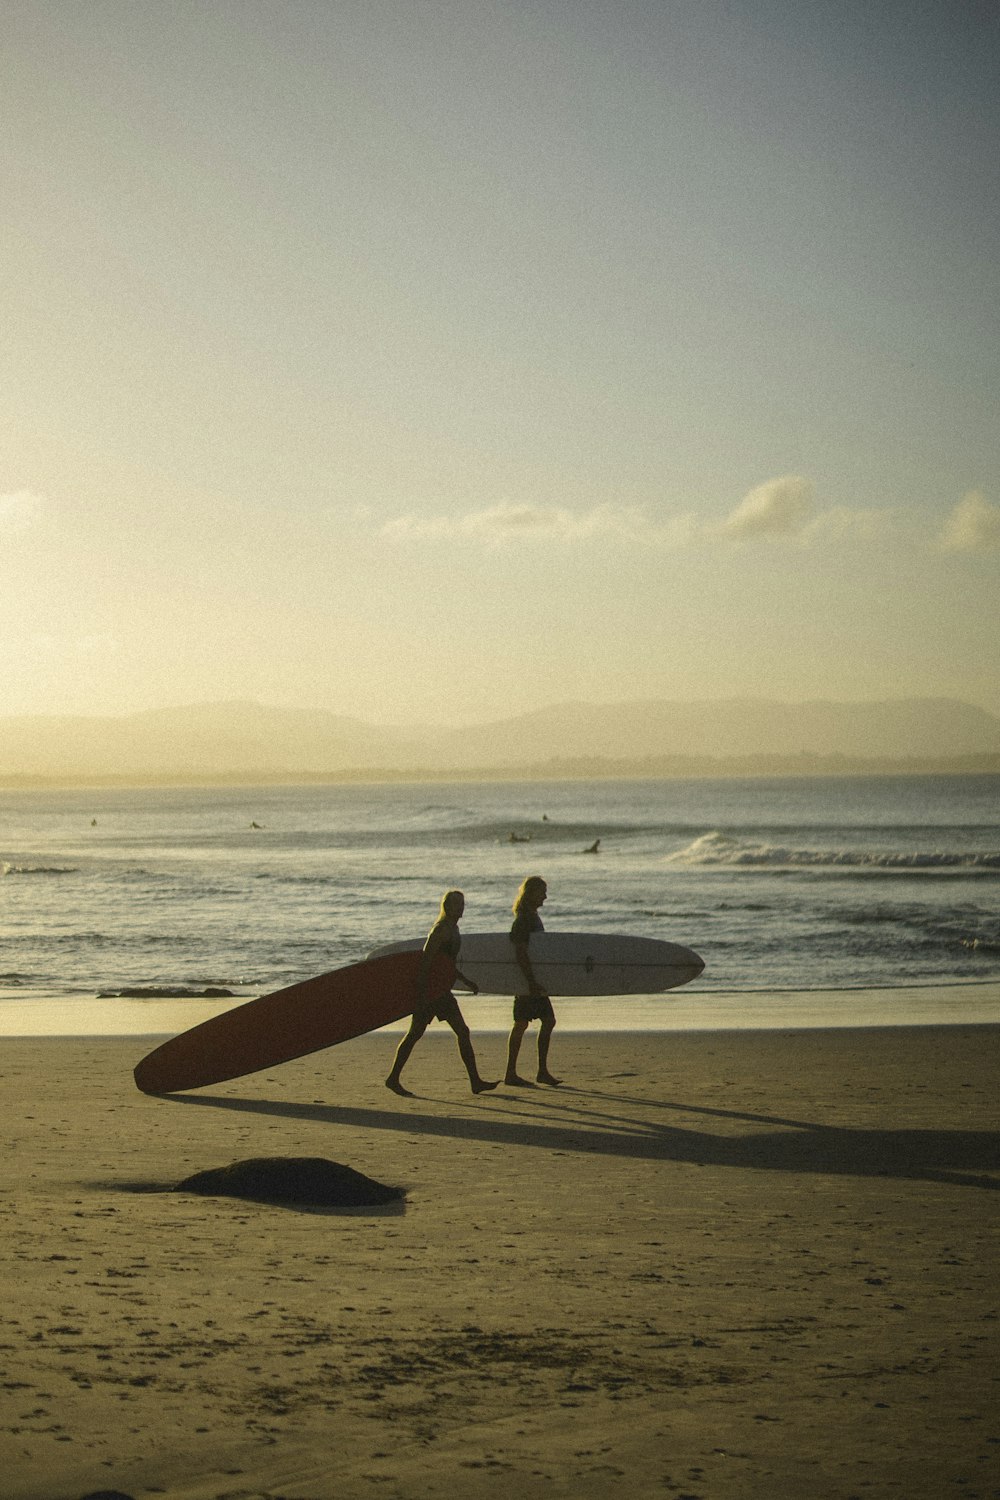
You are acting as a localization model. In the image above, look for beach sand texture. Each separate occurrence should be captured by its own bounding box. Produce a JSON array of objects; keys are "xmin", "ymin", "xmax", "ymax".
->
[{"xmin": 3, "ymin": 1024, "xmax": 998, "ymax": 1500}]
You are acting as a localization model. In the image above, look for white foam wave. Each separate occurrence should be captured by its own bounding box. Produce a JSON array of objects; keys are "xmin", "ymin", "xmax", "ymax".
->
[
  {"xmin": 665, "ymin": 831, "xmax": 1000, "ymax": 871},
  {"xmin": 2, "ymin": 862, "xmax": 78, "ymax": 877}
]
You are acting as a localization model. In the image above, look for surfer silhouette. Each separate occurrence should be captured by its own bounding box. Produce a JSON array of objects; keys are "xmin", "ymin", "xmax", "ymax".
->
[
  {"xmin": 385, "ymin": 890, "xmax": 498, "ymax": 1097},
  {"xmin": 504, "ymin": 875, "xmax": 561, "ymax": 1087}
]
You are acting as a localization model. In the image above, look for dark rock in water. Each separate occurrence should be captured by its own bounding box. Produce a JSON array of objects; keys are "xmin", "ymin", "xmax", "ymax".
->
[
  {"xmin": 174, "ymin": 1156, "xmax": 404, "ymax": 1207},
  {"xmin": 97, "ymin": 985, "xmax": 235, "ymax": 999}
]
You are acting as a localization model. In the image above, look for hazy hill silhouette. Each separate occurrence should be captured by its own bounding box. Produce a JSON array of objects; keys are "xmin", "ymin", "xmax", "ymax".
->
[
  {"xmin": 1, "ymin": 697, "xmax": 998, "ymax": 782},
  {"xmin": 424, "ymin": 697, "xmax": 1000, "ymax": 766}
]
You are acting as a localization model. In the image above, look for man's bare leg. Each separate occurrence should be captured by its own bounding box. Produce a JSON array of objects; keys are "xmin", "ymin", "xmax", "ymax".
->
[
  {"xmin": 504, "ymin": 1019, "xmax": 534, "ymax": 1085},
  {"xmin": 451, "ymin": 1018, "xmax": 498, "ymax": 1094},
  {"xmin": 536, "ymin": 1019, "xmax": 561, "ymax": 1085},
  {"xmin": 385, "ymin": 1018, "xmax": 427, "ymax": 1096}
]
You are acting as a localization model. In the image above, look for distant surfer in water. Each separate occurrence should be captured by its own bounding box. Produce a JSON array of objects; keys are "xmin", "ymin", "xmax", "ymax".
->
[
  {"xmin": 504, "ymin": 875, "xmax": 561, "ymax": 1087},
  {"xmin": 385, "ymin": 890, "xmax": 498, "ymax": 1097}
]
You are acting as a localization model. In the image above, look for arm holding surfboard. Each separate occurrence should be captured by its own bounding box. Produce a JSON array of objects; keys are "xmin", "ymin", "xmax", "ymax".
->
[
  {"xmin": 512, "ymin": 921, "xmax": 544, "ymax": 997},
  {"xmin": 504, "ymin": 876, "xmax": 561, "ymax": 1088},
  {"xmin": 420, "ymin": 920, "xmax": 480, "ymax": 1000},
  {"xmin": 385, "ymin": 891, "xmax": 496, "ymax": 1098}
]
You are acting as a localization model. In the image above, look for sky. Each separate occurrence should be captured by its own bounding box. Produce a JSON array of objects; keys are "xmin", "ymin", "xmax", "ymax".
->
[{"xmin": 3, "ymin": 0, "xmax": 999, "ymax": 726}]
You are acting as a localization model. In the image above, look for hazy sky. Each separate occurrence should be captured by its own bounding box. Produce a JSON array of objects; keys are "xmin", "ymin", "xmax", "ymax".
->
[{"xmin": 3, "ymin": 0, "xmax": 999, "ymax": 724}]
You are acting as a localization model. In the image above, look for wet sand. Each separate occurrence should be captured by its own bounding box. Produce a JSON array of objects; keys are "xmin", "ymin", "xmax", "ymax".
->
[{"xmin": 3, "ymin": 1022, "xmax": 998, "ymax": 1500}]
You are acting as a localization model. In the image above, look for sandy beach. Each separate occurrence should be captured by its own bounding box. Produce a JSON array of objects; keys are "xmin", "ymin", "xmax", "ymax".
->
[{"xmin": 3, "ymin": 1020, "xmax": 998, "ymax": 1500}]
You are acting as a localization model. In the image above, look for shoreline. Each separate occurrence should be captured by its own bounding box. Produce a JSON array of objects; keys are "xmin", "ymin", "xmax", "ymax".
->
[
  {"xmin": 3, "ymin": 1024, "xmax": 998, "ymax": 1500},
  {"xmin": 1, "ymin": 979, "xmax": 997, "ymax": 1039}
]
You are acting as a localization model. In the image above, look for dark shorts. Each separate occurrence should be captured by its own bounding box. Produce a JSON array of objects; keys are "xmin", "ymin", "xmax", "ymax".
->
[
  {"xmin": 414, "ymin": 991, "xmax": 464, "ymax": 1026},
  {"xmin": 513, "ymin": 993, "xmax": 556, "ymax": 1025}
]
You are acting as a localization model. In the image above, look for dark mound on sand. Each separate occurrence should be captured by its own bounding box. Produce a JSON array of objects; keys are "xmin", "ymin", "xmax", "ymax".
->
[
  {"xmin": 174, "ymin": 1156, "xmax": 404, "ymax": 1207},
  {"xmin": 99, "ymin": 985, "xmax": 235, "ymax": 999}
]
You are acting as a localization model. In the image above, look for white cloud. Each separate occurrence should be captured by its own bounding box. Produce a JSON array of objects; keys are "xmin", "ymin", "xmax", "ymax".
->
[
  {"xmin": 717, "ymin": 475, "xmax": 813, "ymax": 540},
  {"xmin": 0, "ymin": 490, "xmax": 44, "ymax": 532},
  {"xmin": 379, "ymin": 481, "xmax": 899, "ymax": 554},
  {"xmin": 381, "ymin": 502, "xmax": 698, "ymax": 548},
  {"xmin": 935, "ymin": 491, "xmax": 1000, "ymax": 553},
  {"xmin": 714, "ymin": 478, "xmax": 895, "ymax": 547}
]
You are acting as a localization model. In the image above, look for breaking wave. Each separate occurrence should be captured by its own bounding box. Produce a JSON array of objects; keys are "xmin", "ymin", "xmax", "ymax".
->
[
  {"xmin": 665, "ymin": 831, "xmax": 1000, "ymax": 872},
  {"xmin": 2, "ymin": 862, "xmax": 78, "ymax": 877}
]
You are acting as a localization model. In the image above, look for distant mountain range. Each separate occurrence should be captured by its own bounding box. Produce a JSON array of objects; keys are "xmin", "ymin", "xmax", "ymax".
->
[{"xmin": 2, "ymin": 697, "xmax": 999, "ymax": 783}]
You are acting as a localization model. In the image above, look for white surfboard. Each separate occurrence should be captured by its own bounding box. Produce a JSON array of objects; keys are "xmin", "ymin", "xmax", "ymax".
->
[{"xmin": 366, "ymin": 932, "xmax": 704, "ymax": 997}]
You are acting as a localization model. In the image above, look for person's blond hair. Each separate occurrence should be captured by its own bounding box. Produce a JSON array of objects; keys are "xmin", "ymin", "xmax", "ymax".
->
[
  {"xmin": 439, "ymin": 889, "xmax": 464, "ymax": 920},
  {"xmin": 512, "ymin": 876, "xmax": 546, "ymax": 915}
]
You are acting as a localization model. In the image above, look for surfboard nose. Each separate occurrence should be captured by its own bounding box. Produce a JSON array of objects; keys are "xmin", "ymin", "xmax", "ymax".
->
[{"xmin": 685, "ymin": 948, "xmax": 706, "ymax": 979}]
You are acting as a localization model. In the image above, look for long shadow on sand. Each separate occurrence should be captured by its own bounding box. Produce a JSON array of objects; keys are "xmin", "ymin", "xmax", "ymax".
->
[{"xmin": 159, "ymin": 1090, "xmax": 999, "ymax": 1191}]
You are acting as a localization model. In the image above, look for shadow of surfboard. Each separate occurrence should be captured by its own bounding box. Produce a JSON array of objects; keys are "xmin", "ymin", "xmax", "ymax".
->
[{"xmin": 154, "ymin": 1090, "xmax": 1000, "ymax": 1192}]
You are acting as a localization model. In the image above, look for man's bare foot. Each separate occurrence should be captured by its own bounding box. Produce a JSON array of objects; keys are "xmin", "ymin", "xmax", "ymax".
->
[
  {"xmin": 504, "ymin": 1074, "xmax": 535, "ymax": 1087},
  {"xmin": 385, "ymin": 1078, "xmax": 413, "ymax": 1097},
  {"xmin": 471, "ymin": 1079, "xmax": 499, "ymax": 1094},
  {"xmin": 537, "ymin": 1072, "xmax": 562, "ymax": 1086}
]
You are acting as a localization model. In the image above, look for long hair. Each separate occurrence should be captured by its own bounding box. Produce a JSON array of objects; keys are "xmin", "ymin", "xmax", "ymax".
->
[
  {"xmin": 512, "ymin": 876, "xmax": 546, "ymax": 916},
  {"xmin": 439, "ymin": 889, "xmax": 464, "ymax": 921}
]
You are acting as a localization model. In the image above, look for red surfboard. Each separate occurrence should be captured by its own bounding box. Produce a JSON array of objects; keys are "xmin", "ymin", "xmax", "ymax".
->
[{"xmin": 133, "ymin": 950, "xmax": 455, "ymax": 1094}]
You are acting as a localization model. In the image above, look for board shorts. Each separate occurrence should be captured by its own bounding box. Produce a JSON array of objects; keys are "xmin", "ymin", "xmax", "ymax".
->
[
  {"xmin": 414, "ymin": 991, "xmax": 464, "ymax": 1026},
  {"xmin": 513, "ymin": 993, "xmax": 556, "ymax": 1025}
]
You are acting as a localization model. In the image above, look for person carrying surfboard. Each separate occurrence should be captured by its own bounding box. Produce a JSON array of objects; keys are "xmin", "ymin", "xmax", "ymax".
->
[
  {"xmin": 385, "ymin": 890, "xmax": 498, "ymax": 1097},
  {"xmin": 504, "ymin": 875, "xmax": 561, "ymax": 1087}
]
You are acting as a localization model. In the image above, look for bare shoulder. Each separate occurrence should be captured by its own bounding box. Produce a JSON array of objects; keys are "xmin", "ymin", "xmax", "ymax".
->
[{"xmin": 424, "ymin": 917, "xmax": 453, "ymax": 954}]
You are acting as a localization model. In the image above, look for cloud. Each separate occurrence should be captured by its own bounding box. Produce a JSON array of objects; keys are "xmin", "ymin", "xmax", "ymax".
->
[
  {"xmin": 381, "ymin": 502, "xmax": 697, "ymax": 548},
  {"xmin": 935, "ymin": 491, "xmax": 1000, "ymax": 553},
  {"xmin": 0, "ymin": 490, "xmax": 44, "ymax": 532},
  {"xmin": 379, "ymin": 480, "xmax": 897, "ymax": 554},
  {"xmin": 717, "ymin": 475, "xmax": 813, "ymax": 540},
  {"xmin": 714, "ymin": 478, "xmax": 895, "ymax": 546}
]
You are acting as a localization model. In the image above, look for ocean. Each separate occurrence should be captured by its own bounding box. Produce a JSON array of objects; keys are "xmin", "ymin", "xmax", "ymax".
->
[{"xmin": 2, "ymin": 775, "xmax": 998, "ymax": 1034}]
